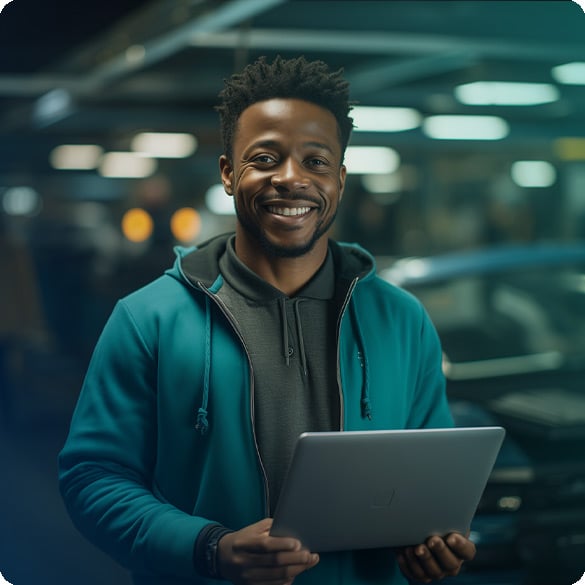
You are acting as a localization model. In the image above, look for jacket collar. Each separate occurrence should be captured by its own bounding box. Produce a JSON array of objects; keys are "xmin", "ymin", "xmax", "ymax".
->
[{"xmin": 169, "ymin": 232, "xmax": 376, "ymax": 292}]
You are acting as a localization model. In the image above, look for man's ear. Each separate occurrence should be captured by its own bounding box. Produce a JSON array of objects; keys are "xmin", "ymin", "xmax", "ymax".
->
[
  {"xmin": 219, "ymin": 154, "xmax": 234, "ymax": 195},
  {"xmin": 338, "ymin": 164, "xmax": 347, "ymax": 201}
]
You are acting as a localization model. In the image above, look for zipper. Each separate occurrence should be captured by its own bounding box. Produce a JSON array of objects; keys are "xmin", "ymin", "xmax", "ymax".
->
[
  {"xmin": 335, "ymin": 276, "xmax": 359, "ymax": 432},
  {"xmin": 178, "ymin": 265, "xmax": 271, "ymax": 517}
]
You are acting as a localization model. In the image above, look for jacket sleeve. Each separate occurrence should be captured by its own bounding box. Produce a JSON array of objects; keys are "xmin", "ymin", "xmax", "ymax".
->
[
  {"xmin": 407, "ymin": 305, "xmax": 454, "ymax": 430},
  {"xmin": 58, "ymin": 300, "xmax": 208, "ymax": 581}
]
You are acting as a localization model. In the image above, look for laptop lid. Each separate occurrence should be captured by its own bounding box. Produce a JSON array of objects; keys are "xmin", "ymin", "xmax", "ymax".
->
[{"xmin": 270, "ymin": 426, "xmax": 505, "ymax": 552}]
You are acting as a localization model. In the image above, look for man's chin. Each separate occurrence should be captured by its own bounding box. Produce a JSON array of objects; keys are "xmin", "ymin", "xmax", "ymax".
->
[
  {"xmin": 259, "ymin": 237, "xmax": 317, "ymax": 259},
  {"xmin": 236, "ymin": 212, "xmax": 334, "ymax": 259}
]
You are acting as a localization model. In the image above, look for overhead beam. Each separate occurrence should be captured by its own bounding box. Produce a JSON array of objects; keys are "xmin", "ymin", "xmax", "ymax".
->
[
  {"xmin": 2, "ymin": 24, "xmax": 583, "ymax": 99},
  {"xmin": 77, "ymin": 0, "xmax": 286, "ymax": 93},
  {"xmin": 345, "ymin": 52, "xmax": 477, "ymax": 92},
  {"xmin": 0, "ymin": 0, "xmax": 286, "ymax": 129},
  {"xmin": 190, "ymin": 28, "xmax": 585, "ymax": 63}
]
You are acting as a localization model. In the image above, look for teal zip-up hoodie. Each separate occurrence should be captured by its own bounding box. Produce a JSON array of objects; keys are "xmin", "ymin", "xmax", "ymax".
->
[{"xmin": 58, "ymin": 234, "xmax": 452, "ymax": 585}]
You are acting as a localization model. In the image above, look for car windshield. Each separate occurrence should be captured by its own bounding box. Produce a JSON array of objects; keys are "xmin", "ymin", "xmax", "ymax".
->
[{"xmin": 406, "ymin": 264, "xmax": 585, "ymax": 376}]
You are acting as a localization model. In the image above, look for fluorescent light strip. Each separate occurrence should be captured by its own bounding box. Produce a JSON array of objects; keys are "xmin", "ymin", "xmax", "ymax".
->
[
  {"xmin": 455, "ymin": 81, "xmax": 559, "ymax": 106},
  {"xmin": 131, "ymin": 132, "xmax": 198, "ymax": 158},
  {"xmin": 99, "ymin": 152, "xmax": 158, "ymax": 178},
  {"xmin": 344, "ymin": 146, "xmax": 400, "ymax": 174},
  {"xmin": 362, "ymin": 172, "xmax": 402, "ymax": 194},
  {"xmin": 352, "ymin": 106, "xmax": 422, "ymax": 132},
  {"xmin": 50, "ymin": 144, "xmax": 103, "ymax": 170},
  {"xmin": 511, "ymin": 161, "xmax": 556, "ymax": 188},
  {"xmin": 552, "ymin": 62, "xmax": 585, "ymax": 85},
  {"xmin": 423, "ymin": 115, "xmax": 509, "ymax": 141}
]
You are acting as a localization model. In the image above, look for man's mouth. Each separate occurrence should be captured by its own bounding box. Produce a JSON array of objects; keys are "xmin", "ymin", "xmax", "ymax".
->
[{"xmin": 266, "ymin": 206, "xmax": 313, "ymax": 217}]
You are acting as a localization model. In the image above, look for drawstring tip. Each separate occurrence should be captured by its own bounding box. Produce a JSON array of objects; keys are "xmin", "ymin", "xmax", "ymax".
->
[
  {"xmin": 361, "ymin": 399, "xmax": 372, "ymax": 421},
  {"xmin": 195, "ymin": 408, "xmax": 209, "ymax": 435}
]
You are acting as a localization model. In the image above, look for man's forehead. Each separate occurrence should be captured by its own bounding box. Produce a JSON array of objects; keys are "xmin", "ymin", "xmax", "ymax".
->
[
  {"xmin": 236, "ymin": 98, "xmax": 341, "ymax": 146},
  {"xmin": 241, "ymin": 98, "xmax": 335, "ymax": 123}
]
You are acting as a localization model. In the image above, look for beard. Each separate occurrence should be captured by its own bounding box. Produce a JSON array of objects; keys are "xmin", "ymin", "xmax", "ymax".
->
[{"xmin": 235, "ymin": 204, "xmax": 337, "ymax": 259}]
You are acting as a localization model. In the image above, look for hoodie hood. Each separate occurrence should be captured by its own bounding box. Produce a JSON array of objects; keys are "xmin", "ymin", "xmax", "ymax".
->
[
  {"xmin": 166, "ymin": 232, "xmax": 377, "ymax": 291},
  {"xmin": 166, "ymin": 232, "xmax": 377, "ymax": 433}
]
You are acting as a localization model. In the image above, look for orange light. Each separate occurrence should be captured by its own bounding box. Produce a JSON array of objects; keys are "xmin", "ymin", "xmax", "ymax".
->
[
  {"xmin": 121, "ymin": 208, "xmax": 154, "ymax": 242},
  {"xmin": 171, "ymin": 207, "xmax": 201, "ymax": 243}
]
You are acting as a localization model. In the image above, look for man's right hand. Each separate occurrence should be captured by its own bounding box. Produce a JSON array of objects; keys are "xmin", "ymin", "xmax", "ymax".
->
[{"xmin": 217, "ymin": 518, "xmax": 319, "ymax": 585}]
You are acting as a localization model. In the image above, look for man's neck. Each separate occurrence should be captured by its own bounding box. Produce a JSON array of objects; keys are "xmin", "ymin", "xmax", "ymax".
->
[{"xmin": 233, "ymin": 236, "xmax": 329, "ymax": 297}]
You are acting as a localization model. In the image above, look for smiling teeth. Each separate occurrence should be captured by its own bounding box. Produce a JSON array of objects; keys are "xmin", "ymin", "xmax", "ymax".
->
[{"xmin": 268, "ymin": 206, "xmax": 311, "ymax": 217}]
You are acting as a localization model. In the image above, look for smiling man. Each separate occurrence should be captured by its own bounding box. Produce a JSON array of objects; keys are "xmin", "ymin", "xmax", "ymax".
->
[
  {"xmin": 59, "ymin": 56, "xmax": 475, "ymax": 585},
  {"xmin": 221, "ymin": 97, "xmax": 345, "ymax": 276}
]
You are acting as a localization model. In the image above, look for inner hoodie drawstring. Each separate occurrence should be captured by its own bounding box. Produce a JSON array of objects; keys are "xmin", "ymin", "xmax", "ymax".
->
[
  {"xmin": 279, "ymin": 297, "xmax": 308, "ymax": 375},
  {"xmin": 293, "ymin": 299, "xmax": 308, "ymax": 376},
  {"xmin": 195, "ymin": 290, "xmax": 371, "ymax": 434},
  {"xmin": 349, "ymin": 300, "xmax": 372, "ymax": 421},
  {"xmin": 195, "ymin": 295, "xmax": 212, "ymax": 435}
]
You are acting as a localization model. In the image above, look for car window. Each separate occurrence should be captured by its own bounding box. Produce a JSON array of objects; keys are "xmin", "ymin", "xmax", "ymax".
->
[{"xmin": 407, "ymin": 265, "xmax": 585, "ymax": 368}]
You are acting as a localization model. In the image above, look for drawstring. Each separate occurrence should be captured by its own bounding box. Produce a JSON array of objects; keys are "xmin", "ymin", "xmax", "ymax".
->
[
  {"xmin": 280, "ymin": 297, "xmax": 309, "ymax": 375},
  {"xmin": 350, "ymin": 301, "xmax": 372, "ymax": 421},
  {"xmin": 196, "ymin": 295, "xmax": 212, "ymax": 435},
  {"xmin": 280, "ymin": 298, "xmax": 290, "ymax": 366},
  {"xmin": 293, "ymin": 299, "xmax": 308, "ymax": 376}
]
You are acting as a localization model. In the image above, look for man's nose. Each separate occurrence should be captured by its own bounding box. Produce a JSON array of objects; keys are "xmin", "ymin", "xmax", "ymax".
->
[{"xmin": 270, "ymin": 158, "xmax": 309, "ymax": 191}]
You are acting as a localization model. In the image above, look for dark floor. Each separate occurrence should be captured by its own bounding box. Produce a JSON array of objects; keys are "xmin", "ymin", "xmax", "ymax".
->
[{"xmin": 0, "ymin": 357, "xmax": 131, "ymax": 585}]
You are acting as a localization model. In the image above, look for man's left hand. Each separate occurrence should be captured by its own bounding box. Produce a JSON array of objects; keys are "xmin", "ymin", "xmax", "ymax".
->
[{"xmin": 396, "ymin": 532, "xmax": 476, "ymax": 583}]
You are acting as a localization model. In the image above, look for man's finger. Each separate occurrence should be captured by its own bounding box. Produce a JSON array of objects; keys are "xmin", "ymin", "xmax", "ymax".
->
[
  {"xmin": 427, "ymin": 537, "xmax": 463, "ymax": 572},
  {"xmin": 445, "ymin": 532, "xmax": 477, "ymax": 561}
]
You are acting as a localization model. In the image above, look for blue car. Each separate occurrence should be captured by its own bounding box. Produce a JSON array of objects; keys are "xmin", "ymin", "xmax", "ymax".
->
[{"xmin": 381, "ymin": 243, "xmax": 585, "ymax": 585}]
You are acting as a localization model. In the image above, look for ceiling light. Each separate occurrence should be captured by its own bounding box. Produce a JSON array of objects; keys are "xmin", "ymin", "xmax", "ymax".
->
[
  {"xmin": 50, "ymin": 144, "xmax": 103, "ymax": 170},
  {"xmin": 125, "ymin": 44, "xmax": 146, "ymax": 65},
  {"xmin": 205, "ymin": 183, "xmax": 235, "ymax": 215},
  {"xmin": 2, "ymin": 186, "xmax": 42, "ymax": 216},
  {"xmin": 344, "ymin": 146, "xmax": 400, "ymax": 174},
  {"xmin": 552, "ymin": 62, "xmax": 585, "ymax": 85},
  {"xmin": 511, "ymin": 161, "xmax": 556, "ymax": 188},
  {"xmin": 99, "ymin": 152, "xmax": 157, "ymax": 178},
  {"xmin": 131, "ymin": 132, "xmax": 197, "ymax": 158},
  {"xmin": 423, "ymin": 115, "xmax": 509, "ymax": 140},
  {"xmin": 34, "ymin": 88, "xmax": 74, "ymax": 125},
  {"xmin": 352, "ymin": 106, "xmax": 422, "ymax": 132},
  {"xmin": 455, "ymin": 81, "xmax": 559, "ymax": 106},
  {"xmin": 362, "ymin": 172, "xmax": 403, "ymax": 193}
]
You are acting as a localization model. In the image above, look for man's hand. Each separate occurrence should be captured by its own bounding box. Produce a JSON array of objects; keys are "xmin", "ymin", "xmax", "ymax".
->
[
  {"xmin": 396, "ymin": 532, "xmax": 476, "ymax": 583},
  {"xmin": 217, "ymin": 518, "xmax": 319, "ymax": 585}
]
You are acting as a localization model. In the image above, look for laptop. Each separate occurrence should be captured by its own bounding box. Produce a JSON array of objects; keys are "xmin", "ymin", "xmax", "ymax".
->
[{"xmin": 270, "ymin": 426, "xmax": 505, "ymax": 552}]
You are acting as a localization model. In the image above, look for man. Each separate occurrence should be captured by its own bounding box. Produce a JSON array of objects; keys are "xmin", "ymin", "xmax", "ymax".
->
[{"xmin": 59, "ymin": 56, "xmax": 476, "ymax": 585}]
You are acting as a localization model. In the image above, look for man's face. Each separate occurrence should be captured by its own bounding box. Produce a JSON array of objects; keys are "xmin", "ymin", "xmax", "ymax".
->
[{"xmin": 220, "ymin": 98, "xmax": 346, "ymax": 259}]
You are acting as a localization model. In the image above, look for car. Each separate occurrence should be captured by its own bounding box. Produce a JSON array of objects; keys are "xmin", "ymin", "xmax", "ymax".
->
[{"xmin": 380, "ymin": 243, "xmax": 585, "ymax": 585}]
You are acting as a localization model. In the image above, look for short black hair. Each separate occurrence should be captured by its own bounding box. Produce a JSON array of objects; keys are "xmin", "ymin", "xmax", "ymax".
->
[{"xmin": 216, "ymin": 55, "xmax": 354, "ymax": 160}]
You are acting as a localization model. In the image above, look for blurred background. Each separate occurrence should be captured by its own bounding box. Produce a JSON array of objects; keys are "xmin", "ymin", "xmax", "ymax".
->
[{"xmin": 1, "ymin": 1, "xmax": 585, "ymax": 584}]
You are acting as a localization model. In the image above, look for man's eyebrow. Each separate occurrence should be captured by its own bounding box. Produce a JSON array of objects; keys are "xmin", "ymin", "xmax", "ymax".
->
[
  {"xmin": 249, "ymin": 139, "xmax": 279, "ymax": 149},
  {"xmin": 245, "ymin": 139, "xmax": 336, "ymax": 155},
  {"xmin": 304, "ymin": 141, "xmax": 335, "ymax": 154}
]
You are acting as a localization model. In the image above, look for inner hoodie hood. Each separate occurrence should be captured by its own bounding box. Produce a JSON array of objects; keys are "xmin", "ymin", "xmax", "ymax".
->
[{"xmin": 165, "ymin": 233, "xmax": 377, "ymax": 433}]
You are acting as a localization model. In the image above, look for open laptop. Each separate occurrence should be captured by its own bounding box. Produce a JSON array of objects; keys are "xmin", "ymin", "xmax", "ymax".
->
[{"xmin": 270, "ymin": 426, "xmax": 505, "ymax": 552}]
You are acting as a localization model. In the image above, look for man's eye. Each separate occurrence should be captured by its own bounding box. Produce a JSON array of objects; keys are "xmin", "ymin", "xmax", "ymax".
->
[
  {"xmin": 253, "ymin": 155, "xmax": 276, "ymax": 164},
  {"xmin": 308, "ymin": 158, "xmax": 328, "ymax": 167}
]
